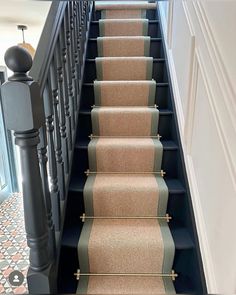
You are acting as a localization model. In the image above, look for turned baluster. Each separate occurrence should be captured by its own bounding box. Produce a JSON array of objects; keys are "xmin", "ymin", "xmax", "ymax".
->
[
  {"xmin": 55, "ymin": 42, "xmax": 69, "ymax": 175},
  {"xmin": 50, "ymin": 57, "xmax": 66, "ymax": 200},
  {"xmin": 59, "ymin": 27, "xmax": 73, "ymax": 151},
  {"xmin": 68, "ymin": 2, "xmax": 78, "ymax": 123},
  {"xmin": 38, "ymin": 125, "xmax": 56, "ymax": 259},
  {"xmin": 64, "ymin": 8, "xmax": 76, "ymax": 131},
  {"xmin": 43, "ymin": 78, "xmax": 61, "ymax": 231}
]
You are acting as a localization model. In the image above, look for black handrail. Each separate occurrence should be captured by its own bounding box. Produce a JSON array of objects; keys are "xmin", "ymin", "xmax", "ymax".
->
[
  {"xmin": 30, "ymin": 2, "xmax": 67, "ymax": 95},
  {"xmin": 1, "ymin": 1, "xmax": 93, "ymax": 293}
]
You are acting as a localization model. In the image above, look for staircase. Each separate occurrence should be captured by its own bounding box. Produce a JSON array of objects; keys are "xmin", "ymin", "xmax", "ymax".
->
[{"xmin": 58, "ymin": 2, "xmax": 206, "ymax": 294}]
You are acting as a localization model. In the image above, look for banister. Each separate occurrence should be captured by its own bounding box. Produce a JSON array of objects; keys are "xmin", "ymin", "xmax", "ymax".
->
[
  {"xmin": 30, "ymin": 1, "xmax": 67, "ymax": 94},
  {"xmin": 1, "ymin": 1, "xmax": 93, "ymax": 293}
]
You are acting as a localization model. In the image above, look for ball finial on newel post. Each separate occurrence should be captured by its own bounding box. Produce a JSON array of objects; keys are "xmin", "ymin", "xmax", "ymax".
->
[{"xmin": 4, "ymin": 46, "xmax": 33, "ymax": 81}]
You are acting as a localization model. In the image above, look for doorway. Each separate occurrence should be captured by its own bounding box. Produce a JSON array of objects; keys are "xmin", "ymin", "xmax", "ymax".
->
[{"xmin": 0, "ymin": 66, "xmax": 18, "ymax": 203}]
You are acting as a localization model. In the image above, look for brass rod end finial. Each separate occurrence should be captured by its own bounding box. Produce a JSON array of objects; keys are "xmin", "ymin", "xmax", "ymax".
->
[
  {"xmin": 74, "ymin": 269, "xmax": 80, "ymax": 280},
  {"xmin": 161, "ymin": 170, "xmax": 166, "ymax": 177}
]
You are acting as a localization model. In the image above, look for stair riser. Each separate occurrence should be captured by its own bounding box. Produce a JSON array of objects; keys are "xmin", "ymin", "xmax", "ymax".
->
[
  {"xmin": 84, "ymin": 59, "xmax": 167, "ymax": 83},
  {"xmin": 94, "ymin": 10, "xmax": 158, "ymax": 21},
  {"xmin": 77, "ymin": 112, "xmax": 173, "ymax": 141},
  {"xmin": 72, "ymin": 147, "xmax": 178, "ymax": 178},
  {"xmin": 81, "ymin": 84, "xmax": 170, "ymax": 110},
  {"xmin": 87, "ymin": 39, "xmax": 164, "ymax": 59},
  {"xmin": 89, "ymin": 21, "xmax": 161, "ymax": 38}
]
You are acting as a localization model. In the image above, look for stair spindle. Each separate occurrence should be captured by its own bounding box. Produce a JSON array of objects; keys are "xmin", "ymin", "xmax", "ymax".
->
[
  {"xmin": 38, "ymin": 125, "xmax": 56, "ymax": 258},
  {"xmin": 69, "ymin": 2, "xmax": 79, "ymax": 119},
  {"xmin": 55, "ymin": 42, "xmax": 69, "ymax": 175},
  {"xmin": 50, "ymin": 57, "xmax": 66, "ymax": 200},
  {"xmin": 65, "ymin": 6, "xmax": 76, "ymax": 130},
  {"xmin": 59, "ymin": 27, "xmax": 73, "ymax": 151},
  {"xmin": 43, "ymin": 78, "xmax": 61, "ymax": 231}
]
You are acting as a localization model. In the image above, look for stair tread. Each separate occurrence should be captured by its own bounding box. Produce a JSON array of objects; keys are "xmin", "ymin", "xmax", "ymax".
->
[
  {"xmin": 91, "ymin": 20, "xmax": 159, "ymax": 24},
  {"xmin": 75, "ymin": 138, "xmax": 178, "ymax": 150},
  {"xmin": 86, "ymin": 57, "xmax": 165, "ymax": 62},
  {"xmin": 89, "ymin": 37, "xmax": 162, "ymax": 42},
  {"xmin": 62, "ymin": 222, "xmax": 193, "ymax": 251},
  {"xmin": 69, "ymin": 173, "xmax": 184, "ymax": 195},
  {"xmin": 80, "ymin": 108, "xmax": 173, "ymax": 115},
  {"xmin": 83, "ymin": 82, "xmax": 169, "ymax": 87}
]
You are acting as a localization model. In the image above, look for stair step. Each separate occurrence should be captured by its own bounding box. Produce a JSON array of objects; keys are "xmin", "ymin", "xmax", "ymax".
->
[
  {"xmin": 83, "ymin": 82, "xmax": 169, "ymax": 87},
  {"xmin": 75, "ymin": 138, "xmax": 178, "ymax": 151},
  {"xmin": 91, "ymin": 20, "xmax": 160, "ymax": 25},
  {"xmin": 79, "ymin": 108, "xmax": 173, "ymax": 116},
  {"xmin": 84, "ymin": 58, "xmax": 167, "ymax": 83},
  {"xmin": 95, "ymin": 2, "xmax": 157, "ymax": 11},
  {"xmin": 69, "ymin": 173, "xmax": 185, "ymax": 195},
  {"xmin": 73, "ymin": 137, "xmax": 179, "ymax": 178},
  {"xmin": 61, "ymin": 222, "xmax": 194, "ymax": 251},
  {"xmin": 94, "ymin": 8, "xmax": 158, "ymax": 21},
  {"xmin": 78, "ymin": 108, "xmax": 173, "ymax": 141},
  {"xmin": 87, "ymin": 37, "xmax": 164, "ymax": 58},
  {"xmin": 81, "ymin": 82, "xmax": 171, "ymax": 110},
  {"xmin": 90, "ymin": 20, "xmax": 161, "ymax": 38}
]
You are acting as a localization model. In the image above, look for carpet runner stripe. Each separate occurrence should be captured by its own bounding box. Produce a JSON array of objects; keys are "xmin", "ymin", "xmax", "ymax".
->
[
  {"xmin": 77, "ymin": 3, "xmax": 175, "ymax": 294},
  {"xmin": 96, "ymin": 57, "xmax": 153, "ymax": 80},
  {"xmin": 97, "ymin": 36, "xmax": 151, "ymax": 57},
  {"xmin": 94, "ymin": 80, "xmax": 156, "ymax": 106},
  {"xmin": 99, "ymin": 19, "xmax": 149, "ymax": 36}
]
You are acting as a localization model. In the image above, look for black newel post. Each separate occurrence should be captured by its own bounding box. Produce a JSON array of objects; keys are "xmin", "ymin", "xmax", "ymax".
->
[{"xmin": 1, "ymin": 46, "xmax": 56, "ymax": 293}]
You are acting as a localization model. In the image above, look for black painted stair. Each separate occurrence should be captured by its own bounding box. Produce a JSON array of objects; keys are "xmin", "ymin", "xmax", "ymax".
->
[{"xmin": 57, "ymin": 6, "xmax": 206, "ymax": 294}]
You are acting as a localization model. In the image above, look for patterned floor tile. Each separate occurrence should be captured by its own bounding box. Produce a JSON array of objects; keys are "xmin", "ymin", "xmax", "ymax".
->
[{"xmin": 0, "ymin": 194, "xmax": 28, "ymax": 294}]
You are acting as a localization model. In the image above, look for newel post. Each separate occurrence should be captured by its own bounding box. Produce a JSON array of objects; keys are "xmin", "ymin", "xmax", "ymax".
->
[{"xmin": 1, "ymin": 46, "xmax": 56, "ymax": 293}]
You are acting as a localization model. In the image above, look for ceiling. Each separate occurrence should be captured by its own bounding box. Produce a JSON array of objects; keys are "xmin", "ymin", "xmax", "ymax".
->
[{"xmin": 0, "ymin": 0, "xmax": 51, "ymax": 69}]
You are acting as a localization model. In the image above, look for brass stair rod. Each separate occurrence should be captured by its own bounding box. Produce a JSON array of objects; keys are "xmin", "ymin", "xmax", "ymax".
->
[
  {"xmin": 80, "ymin": 213, "xmax": 172, "ymax": 222},
  {"xmin": 74, "ymin": 270, "xmax": 178, "ymax": 281},
  {"xmin": 85, "ymin": 169, "xmax": 166, "ymax": 177}
]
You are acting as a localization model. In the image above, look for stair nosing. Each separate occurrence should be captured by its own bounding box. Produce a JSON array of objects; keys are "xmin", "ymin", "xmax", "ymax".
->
[
  {"xmin": 83, "ymin": 82, "xmax": 169, "ymax": 87},
  {"xmin": 86, "ymin": 58, "xmax": 165, "ymax": 62},
  {"xmin": 91, "ymin": 20, "xmax": 159, "ymax": 24},
  {"xmin": 89, "ymin": 37, "xmax": 162, "ymax": 42},
  {"xmin": 79, "ymin": 108, "xmax": 173, "ymax": 115}
]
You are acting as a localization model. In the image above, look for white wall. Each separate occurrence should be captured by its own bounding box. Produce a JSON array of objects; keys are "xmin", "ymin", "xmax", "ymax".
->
[
  {"xmin": 158, "ymin": 0, "xmax": 236, "ymax": 293},
  {"xmin": 0, "ymin": 0, "xmax": 51, "ymax": 74}
]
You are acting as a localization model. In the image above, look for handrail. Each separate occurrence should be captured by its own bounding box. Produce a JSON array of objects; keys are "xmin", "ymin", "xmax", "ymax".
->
[
  {"xmin": 30, "ymin": 2, "xmax": 67, "ymax": 94},
  {"xmin": 1, "ymin": 1, "xmax": 93, "ymax": 293}
]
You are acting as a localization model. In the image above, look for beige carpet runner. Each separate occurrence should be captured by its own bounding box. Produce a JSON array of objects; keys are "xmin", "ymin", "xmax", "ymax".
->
[
  {"xmin": 77, "ymin": 2, "xmax": 175, "ymax": 294},
  {"xmin": 97, "ymin": 36, "xmax": 151, "ymax": 57}
]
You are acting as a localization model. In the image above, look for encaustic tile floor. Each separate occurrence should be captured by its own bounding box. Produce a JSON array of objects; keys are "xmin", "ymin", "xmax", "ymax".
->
[{"xmin": 0, "ymin": 193, "xmax": 28, "ymax": 294}]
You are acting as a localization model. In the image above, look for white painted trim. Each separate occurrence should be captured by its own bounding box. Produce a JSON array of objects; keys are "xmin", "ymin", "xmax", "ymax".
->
[
  {"xmin": 185, "ymin": 155, "xmax": 218, "ymax": 293},
  {"xmin": 158, "ymin": 3, "xmax": 185, "ymax": 135},
  {"xmin": 184, "ymin": 49, "xmax": 198, "ymax": 154},
  {"xmin": 159, "ymin": 4, "xmax": 218, "ymax": 293},
  {"xmin": 167, "ymin": 0, "xmax": 174, "ymax": 49},
  {"xmin": 191, "ymin": 1, "xmax": 236, "ymax": 191},
  {"xmin": 193, "ymin": 1, "xmax": 236, "ymax": 123}
]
